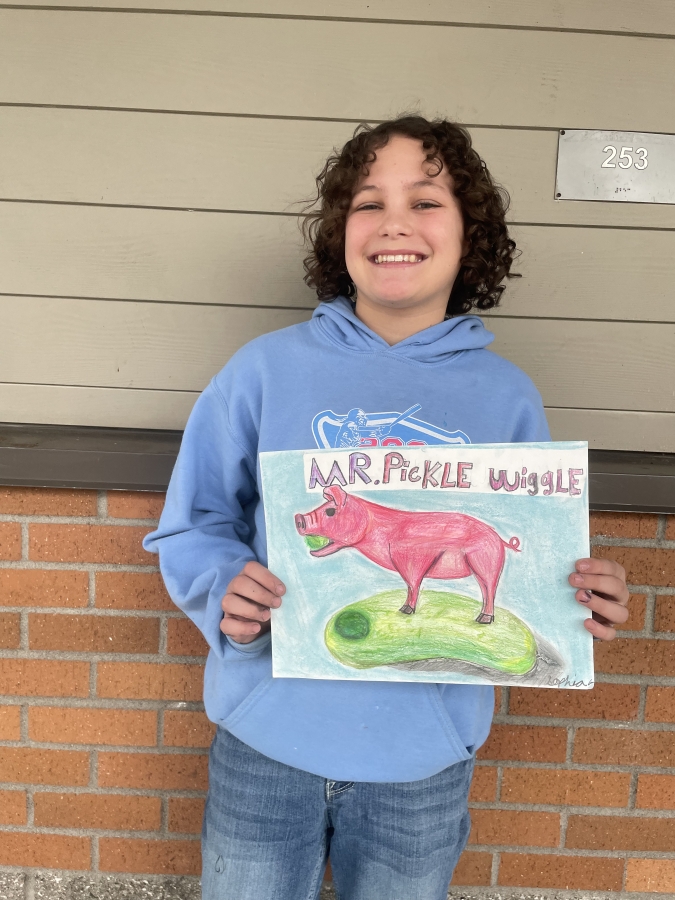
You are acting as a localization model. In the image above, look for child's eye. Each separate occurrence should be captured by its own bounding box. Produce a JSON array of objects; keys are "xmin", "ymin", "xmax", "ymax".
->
[
  {"xmin": 415, "ymin": 202, "xmax": 440, "ymax": 209},
  {"xmin": 355, "ymin": 203, "xmax": 379, "ymax": 211}
]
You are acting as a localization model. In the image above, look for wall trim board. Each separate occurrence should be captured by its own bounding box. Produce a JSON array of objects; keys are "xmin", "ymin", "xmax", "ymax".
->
[{"xmin": 1, "ymin": 423, "xmax": 673, "ymax": 513}]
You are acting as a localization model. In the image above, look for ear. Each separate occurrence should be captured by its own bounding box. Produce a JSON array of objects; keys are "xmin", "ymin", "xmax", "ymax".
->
[{"xmin": 323, "ymin": 485, "xmax": 348, "ymax": 507}]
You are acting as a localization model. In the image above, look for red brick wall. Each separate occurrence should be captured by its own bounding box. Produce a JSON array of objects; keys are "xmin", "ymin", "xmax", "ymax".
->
[{"xmin": 1, "ymin": 487, "xmax": 674, "ymax": 893}]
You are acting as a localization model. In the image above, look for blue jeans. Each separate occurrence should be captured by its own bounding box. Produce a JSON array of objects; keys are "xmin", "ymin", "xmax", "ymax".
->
[{"xmin": 201, "ymin": 727, "xmax": 475, "ymax": 900}]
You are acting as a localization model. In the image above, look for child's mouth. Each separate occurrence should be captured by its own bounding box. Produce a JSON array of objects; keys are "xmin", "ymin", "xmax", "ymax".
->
[{"xmin": 369, "ymin": 253, "xmax": 427, "ymax": 266}]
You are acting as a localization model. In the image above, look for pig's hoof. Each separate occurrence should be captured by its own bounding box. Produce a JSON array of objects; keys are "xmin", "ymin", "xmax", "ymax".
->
[
  {"xmin": 399, "ymin": 604, "xmax": 415, "ymax": 615},
  {"xmin": 475, "ymin": 613, "xmax": 494, "ymax": 624}
]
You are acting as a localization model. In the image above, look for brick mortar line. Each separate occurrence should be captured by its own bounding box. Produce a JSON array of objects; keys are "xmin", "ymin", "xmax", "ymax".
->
[
  {"xmin": 92, "ymin": 833, "xmax": 99, "ymax": 875},
  {"xmin": 469, "ymin": 803, "xmax": 675, "ymax": 817},
  {"xmin": 0, "ymin": 823, "xmax": 201, "ymax": 839},
  {"xmin": 0, "ymin": 782, "xmax": 206, "ymax": 800},
  {"xmin": 0, "ymin": 514, "xmax": 160, "ymax": 526},
  {"xmin": 592, "ymin": 673, "xmax": 675, "ymax": 684},
  {"xmin": 637, "ymin": 685, "xmax": 647, "ymax": 726},
  {"xmin": 20, "ymin": 703, "xmax": 28, "ymax": 742},
  {"xmin": 489, "ymin": 850, "xmax": 499, "ymax": 887},
  {"xmin": 158, "ymin": 617, "xmax": 168, "ymax": 655},
  {"xmin": 20, "ymin": 522, "xmax": 28, "ymax": 561},
  {"xmin": 478, "ymin": 760, "xmax": 675, "ymax": 773},
  {"xmin": 628, "ymin": 769, "xmax": 639, "ymax": 812},
  {"xmin": 0, "ymin": 785, "xmax": 207, "ymax": 798},
  {"xmin": 465, "ymin": 845, "xmax": 675, "ymax": 858},
  {"xmin": 0, "ymin": 698, "xmax": 205, "ymax": 710},
  {"xmin": 89, "ymin": 659, "xmax": 96, "ymax": 699},
  {"xmin": 0, "ymin": 743, "xmax": 211, "ymax": 754},
  {"xmin": 590, "ymin": 536, "xmax": 675, "ymax": 549},
  {"xmin": 621, "ymin": 849, "xmax": 628, "ymax": 892},
  {"xmin": 559, "ymin": 808, "xmax": 568, "ymax": 849},
  {"xmin": 26, "ymin": 783, "xmax": 34, "ymax": 828},
  {"xmin": 19, "ymin": 609, "xmax": 28, "ymax": 652},
  {"xmin": 0, "ymin": 649, "xmax": 207, "ymax": 661},
  {"xmin": 0, "ymin": 608, "xmax": 184, "ymax": 616},
  {"xmin": 0, "ymin": 694, "xmax": 204, "ymax": 712},
  {"xmin": 565, "ymin": 726, "xmax": 574, "ymax": 763},
  {"xmin": 97, "ymin": 491, "xmax": 107, "ymax": 520},
  {"xmin": 657, "ymin": 516, "xmax": 668, "ymax": 542},
  {"xmin": 645, "ymin": 585, "xmax": 657, "ymax": 634},
  {"xmin": 492, "ymin": 716, "xmax": 675, "ymax": 731},
  {"xmin": 157, "ymin": 707, "xmax": 165, "ymax": 749},
  {"xmin": 160, "ymin": 794, "xmax": 169, "ymax": 836},
  {"xmin": 87, "ymin": 570, "xmax": 95, "ymax": 609},
  {"xmin": 629, "ymin": 585, "xmax": 675, "ymax": 594},
  {"xmin": 0, "ymin": 869, "xmax": 199, "ymax": 881}
]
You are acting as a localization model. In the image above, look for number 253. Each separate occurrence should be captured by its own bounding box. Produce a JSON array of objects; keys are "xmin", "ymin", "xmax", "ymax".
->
[{"xmin": 602, "ymin": 146, "xmax": 648, "ymax": 169}]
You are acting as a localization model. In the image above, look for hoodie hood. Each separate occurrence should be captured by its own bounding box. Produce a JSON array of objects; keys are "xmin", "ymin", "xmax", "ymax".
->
[{"xmin": 312, "ymin": 295, "xmax": 494, "ymax": 365}]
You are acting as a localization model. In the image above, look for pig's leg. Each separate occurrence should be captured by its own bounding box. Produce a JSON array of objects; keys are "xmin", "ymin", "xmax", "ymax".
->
[
  {"xmin": 466, "ymin": 543, "xmax": 505, "ymax": 624},
  {"xmin": 390, "ymin": 549, "xmax": 442, "ymax": 615},
  {"xmin": 468, "ymin": 567, "xmax": 494, "ymax": 624}
]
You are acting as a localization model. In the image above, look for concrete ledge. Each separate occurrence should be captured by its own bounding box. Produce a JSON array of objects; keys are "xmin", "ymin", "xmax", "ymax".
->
[{"xmin": 0, "ymin": 873, "xmax": 668, "ymax": 900}]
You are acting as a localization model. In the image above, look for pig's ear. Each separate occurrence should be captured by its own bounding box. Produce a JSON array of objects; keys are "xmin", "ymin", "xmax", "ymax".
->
[{"xmin": 323, "ymin": 485, "xmax": 348, "ymax": 508}]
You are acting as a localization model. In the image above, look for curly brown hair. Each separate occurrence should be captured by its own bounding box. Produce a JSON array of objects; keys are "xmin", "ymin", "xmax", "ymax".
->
[{"xmin": 300, "ymin": 114, "xmax": 520, "ymax": 317}]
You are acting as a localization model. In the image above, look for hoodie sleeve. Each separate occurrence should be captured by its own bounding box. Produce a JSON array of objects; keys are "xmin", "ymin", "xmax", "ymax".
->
[
  {"xmin": 142, "ymin": 379, "xmax": 261, "ymax": 659},
  {"xmin": 511, "ymin": 374, "xmax": 552, "ymax": 442}
]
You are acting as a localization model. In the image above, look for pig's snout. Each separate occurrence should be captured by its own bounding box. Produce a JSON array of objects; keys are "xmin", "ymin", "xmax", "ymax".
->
[{"xmin": 295, "ymin": 514, "xmax": 306, "ymax": 533}]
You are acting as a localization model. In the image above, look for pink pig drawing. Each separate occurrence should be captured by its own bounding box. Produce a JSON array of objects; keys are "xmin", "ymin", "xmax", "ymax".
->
[{"xmin": 295, "ymin": 485, "xmax": 521, "ymax": 624}]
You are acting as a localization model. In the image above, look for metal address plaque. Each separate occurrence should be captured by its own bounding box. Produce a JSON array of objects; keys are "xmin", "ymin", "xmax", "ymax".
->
[{"xmin": 555, "ymin": 129, "xmax": 675, "ymax": 204}]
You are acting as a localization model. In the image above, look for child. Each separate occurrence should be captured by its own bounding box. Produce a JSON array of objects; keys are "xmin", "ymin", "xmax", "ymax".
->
[{"xmin": 143, "ymin": 115, "xmax": 629, "ymax": 900}]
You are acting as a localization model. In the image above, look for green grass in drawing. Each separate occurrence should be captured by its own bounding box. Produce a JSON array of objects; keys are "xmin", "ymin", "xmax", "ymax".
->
[{"xmin": 325, "ymin": 590, "xmax": 537, "ymax": 674}]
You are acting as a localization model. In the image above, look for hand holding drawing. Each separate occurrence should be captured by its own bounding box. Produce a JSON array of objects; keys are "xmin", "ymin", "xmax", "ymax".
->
[
  {"xmin": 570, "ymin": 557, "xmax": 629, "ymax": 641},
  {"xmin": 221, "ymin": 560, "xmax": 285, "ymax": 644}
]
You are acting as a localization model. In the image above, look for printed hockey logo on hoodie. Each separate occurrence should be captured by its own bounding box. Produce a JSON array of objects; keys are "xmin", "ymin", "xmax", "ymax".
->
[{"xmin": 312, "ymin": 405, "xmax": 470, "ymax": 449}]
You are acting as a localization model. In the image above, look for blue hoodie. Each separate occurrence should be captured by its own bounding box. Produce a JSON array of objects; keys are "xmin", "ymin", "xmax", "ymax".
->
[{"xmin": 143, "ymin": 297, "xmax": 550, "ymax": 782}]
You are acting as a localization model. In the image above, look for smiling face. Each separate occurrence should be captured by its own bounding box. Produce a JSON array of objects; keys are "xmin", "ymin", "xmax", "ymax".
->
[{"xmin": 345, "ymin": 135, "xmax": 468, "ymax": 329}]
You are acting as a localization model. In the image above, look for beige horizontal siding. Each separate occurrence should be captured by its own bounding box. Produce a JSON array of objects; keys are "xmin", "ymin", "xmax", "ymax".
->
[
  {"xmin": 2, "ymin": 298, "xmax": 673, "ymax": 415},
  {"xmin": 9, "ymin": 1, "xmax": 675, "ymax": 38},
  {"xmin": 0, "ymin": 383, "xmax": 199, "ymax": 430},
  {"xmin": 488, "ymin": 319, "xmax": 675, "ymax": 414},
  {"xmin": 1, "ymin": 6, "xmax": 672, "ymax": 453},
  {"xmin": 1, "ymin": 12, "xmax": 673, "ymax": 131},
  {"xmin": 546, "ymin": 409, "xmax": 675, "ymax": 454},
  {"xmin": 0, "ymin": 204, "xmax": 313, "ymax": 308},
  {"xmin": 3, "ymin": 108, "xmax": 675, "ymax": 231},
  {"xmin": 0, "ymin": 297, "xmax": 308, "ymax": 390},
  {"xmin": 1, "ymin": 204, "xmax": 671, "ymax": 323}
]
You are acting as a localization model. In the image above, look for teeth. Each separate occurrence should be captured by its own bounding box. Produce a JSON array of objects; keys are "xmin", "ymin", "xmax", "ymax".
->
[{"xmin": 374, "ymin": 254, "xmax": 424, "ymax": 263}]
